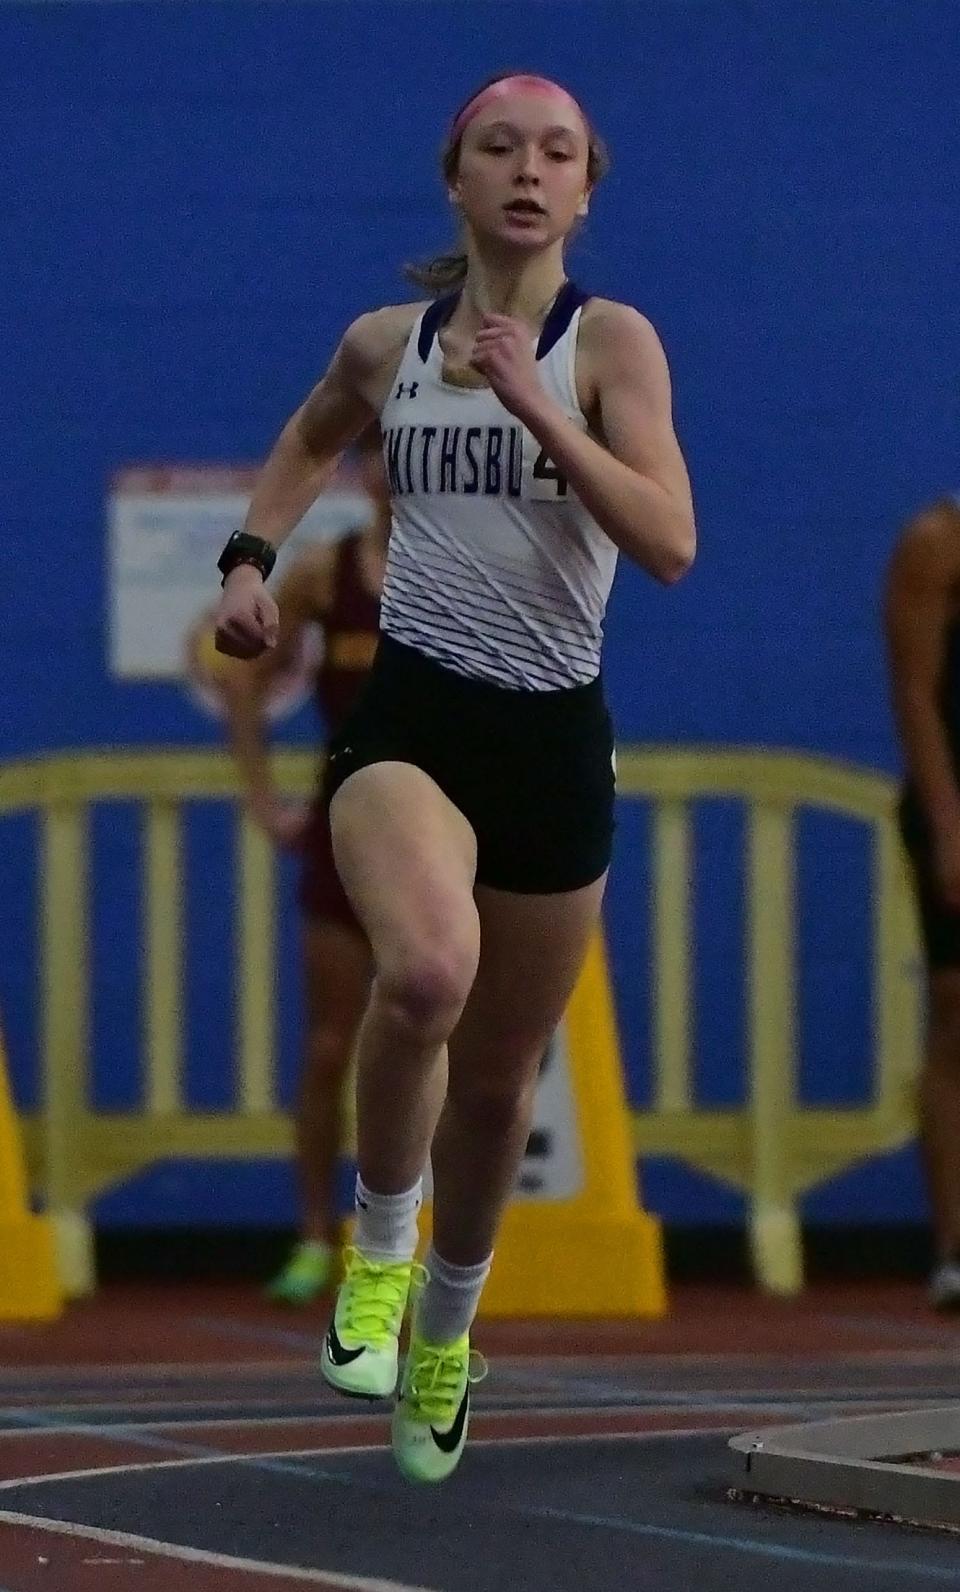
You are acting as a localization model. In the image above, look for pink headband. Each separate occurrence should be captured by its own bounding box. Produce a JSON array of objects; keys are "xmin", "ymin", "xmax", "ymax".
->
[{"xmin": 450, "ymin": 75, "xmax": 584, "ymax": 144}]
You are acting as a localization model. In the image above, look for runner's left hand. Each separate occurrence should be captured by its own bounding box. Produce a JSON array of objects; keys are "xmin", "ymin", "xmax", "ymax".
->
[{"xmin": 469, "ymin": 315, "xmax": 545, "ymax": 423}]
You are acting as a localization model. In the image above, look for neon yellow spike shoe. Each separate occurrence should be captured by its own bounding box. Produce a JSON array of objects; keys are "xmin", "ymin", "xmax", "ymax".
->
[
  {"xmin": 265, "ymin": 1241, "xmax": 335, "ymax": 1306},
  {"xmin": 391, "ymin": 1331, "xmax": 487, "ymax": 1483},
  {"xmin": 320, "ymin": 1248, "xmax": 417, "ymax": 1400}
]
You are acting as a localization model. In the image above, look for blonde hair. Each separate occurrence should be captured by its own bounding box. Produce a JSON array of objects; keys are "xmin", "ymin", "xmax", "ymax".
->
[{"xmin": 404, "ymin": 72, "xmax": 610, "ymax": 295}]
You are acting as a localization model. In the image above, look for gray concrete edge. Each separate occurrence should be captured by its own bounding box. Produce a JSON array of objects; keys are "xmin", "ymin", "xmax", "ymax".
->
[{"xmin": 729, "ymin": 1406, "xmax": 960, "ymax": 1528}]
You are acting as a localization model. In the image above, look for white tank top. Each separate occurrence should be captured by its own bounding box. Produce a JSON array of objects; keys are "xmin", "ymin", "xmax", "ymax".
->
[{"xmin": 377, "ymin": 283, "xmax": 618, "ymax": 690}]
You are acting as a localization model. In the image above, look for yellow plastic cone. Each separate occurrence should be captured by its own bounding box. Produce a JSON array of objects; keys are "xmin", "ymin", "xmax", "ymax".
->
[
  {"xmin": 419, "ymin": 932, "xmax": 667, "ymax": 1318},
  {"xmin": 0, "ymin": 1022, "xmax": 63, "ymax": 1321}
]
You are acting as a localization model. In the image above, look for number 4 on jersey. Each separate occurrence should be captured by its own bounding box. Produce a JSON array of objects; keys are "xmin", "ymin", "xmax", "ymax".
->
[{"xmin": 532, "ymin": 447, "xmax": 568, "ymax": 500}]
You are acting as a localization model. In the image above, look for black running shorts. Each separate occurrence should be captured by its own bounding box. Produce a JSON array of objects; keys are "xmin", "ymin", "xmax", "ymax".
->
[{"xmin": 323, "ymin": 634, "xmax": 615, "ymax": 894}]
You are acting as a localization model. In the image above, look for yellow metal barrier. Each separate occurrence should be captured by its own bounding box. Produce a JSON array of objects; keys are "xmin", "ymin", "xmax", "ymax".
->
[
  {"xmin": 622, "ymin": 748, "xmax": 923, "ymax": 1294},
  {"xmin": 0, "ymin": 746, "xmax": 922, "ymax": 1297},
  {"xmin": 3, "ymin": 750, "xmax": 315, "ymax": 1295}
]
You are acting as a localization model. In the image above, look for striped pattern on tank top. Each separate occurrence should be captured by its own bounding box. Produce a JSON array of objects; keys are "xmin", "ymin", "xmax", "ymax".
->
[{"xmin": 377, "ymin": 282, "xmax": 618, "ymax": 691}]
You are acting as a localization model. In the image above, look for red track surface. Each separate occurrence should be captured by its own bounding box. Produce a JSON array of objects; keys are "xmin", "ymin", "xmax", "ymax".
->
[
  {"xmin": 0, "ymin": 1281, "xmax": 958, "ymax": 1592},
  {"xmin": 2, "ymin": 1280, "xmax": 951, "ymax": 1364}
]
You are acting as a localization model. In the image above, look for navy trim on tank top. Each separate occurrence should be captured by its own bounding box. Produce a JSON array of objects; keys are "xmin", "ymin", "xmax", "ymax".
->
[
  {"xmin": 536, "ymin": 280, "xmax": 590, "ymax": 358},
  {"xmin": 417, "ymin": 293, "xmax": 459, "ymax": 360},
  {"xmin": 415, "ymin": 281, "xmax": 590, "ymax": 363}
]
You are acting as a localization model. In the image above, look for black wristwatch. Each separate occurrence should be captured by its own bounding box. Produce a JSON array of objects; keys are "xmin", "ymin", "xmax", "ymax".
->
[{"xmin": 217, "ymin": 530, "xmax": 278, "ymax": 586}]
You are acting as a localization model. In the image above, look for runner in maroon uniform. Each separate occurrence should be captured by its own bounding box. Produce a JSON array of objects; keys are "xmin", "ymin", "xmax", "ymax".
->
[{"xmin": 220, "ymin": 434, "xmax": 387, "ymax": 1301}]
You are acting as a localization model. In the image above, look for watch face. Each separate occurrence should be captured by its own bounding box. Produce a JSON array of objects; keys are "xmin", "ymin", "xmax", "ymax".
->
[{"xmin": 222, "ymin": 534, "xmax": 273, "ymax": 577}]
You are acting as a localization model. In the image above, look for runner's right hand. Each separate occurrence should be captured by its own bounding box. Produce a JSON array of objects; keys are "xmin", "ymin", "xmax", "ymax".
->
[{"xmin": 214, "ymin": 566, "xmax": 280, "ymax": 659}]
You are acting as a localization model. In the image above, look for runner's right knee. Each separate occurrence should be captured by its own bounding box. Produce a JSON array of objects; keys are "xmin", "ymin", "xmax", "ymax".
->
[{"xmin": 376, "ymin": 928, "xmax": 479, "ymax": 1042}]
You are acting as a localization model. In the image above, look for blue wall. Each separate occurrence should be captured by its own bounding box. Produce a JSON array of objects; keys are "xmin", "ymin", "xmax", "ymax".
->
[{"xmin": 3, "ymin": 0, "xmax": 956, "ymax": 1228}]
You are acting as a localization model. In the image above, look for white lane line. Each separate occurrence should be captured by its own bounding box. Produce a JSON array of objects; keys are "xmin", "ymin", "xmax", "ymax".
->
[
  {"xmin": 0, "ymin": 1360, "xmax": 314, "ymax": 1383},
  {"xmin": 0, "ymin": 1445, "xmax": 363, "ymax": 1491},
  {"xmin": 0, "ymin": 1401, "xmax": 687, "ymax": 1450},
  {"xmin": 0, "ymin": 1407, "xmax": 359, "ymax": 1432},
  {"xmin": 0, "ymin": 1422, "xmax": 737, "ymax": 1492},
  {"xmin": 0, "ymin": 1430, "xmax": 740, "ymax": 1591},
  {"xmin": 0, "ymin": 1409, "xmax": 368, "ymax": 1437},
  {"xmin": 1, "ymin": 1345, "xmax": 956, "ymax": 1387},
  {"xmin": 0, "ymin": 1510, "xmax": 433, "ymax": 1590},
  {"xmin": 498, "ymin": 1346, "xmax": 960, "ymax": 1368},
  {"xmin": 0, "ymin": 1393, "xmax": 938, "ymax": 1443},
  {"xmin": 1, "ymin": 1383, "xmax": 952, "ymax": 1430}
]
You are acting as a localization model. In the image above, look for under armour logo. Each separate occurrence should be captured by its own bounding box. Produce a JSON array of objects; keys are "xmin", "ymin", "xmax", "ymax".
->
[{"xmin": 396, "ymin": 381, "xmax": 419, "ymax": 400}]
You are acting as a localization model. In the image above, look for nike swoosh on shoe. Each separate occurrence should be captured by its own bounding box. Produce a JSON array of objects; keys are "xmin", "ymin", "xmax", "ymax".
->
[
  {"xmin": 325, "ymin": 1320, "xmax": 366, "ymax": 1366},
  {"xmin": 430, "ymin": 1385, "xmax": 469, "ymax": 1453}
]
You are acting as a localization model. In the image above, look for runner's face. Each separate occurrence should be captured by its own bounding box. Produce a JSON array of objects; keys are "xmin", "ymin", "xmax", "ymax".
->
[{"xmin": 450, "ymin": 93, "xmax": 590, "ymax": 252}]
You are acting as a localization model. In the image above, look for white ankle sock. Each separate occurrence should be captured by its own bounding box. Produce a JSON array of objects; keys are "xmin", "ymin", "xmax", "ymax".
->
[
  {"xmin": 354, "ymin": 1176, "xmax": 422, "ymax": 1263},
  {"xmin": 416, "ymin": 1245, "xmax": 492, "ymax": 1344}
]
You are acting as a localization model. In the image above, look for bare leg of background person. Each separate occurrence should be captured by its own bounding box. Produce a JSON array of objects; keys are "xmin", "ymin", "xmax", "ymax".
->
[{"xmin": 267, "ymin": 920, "xmax": 371, "ymax": 1303}]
